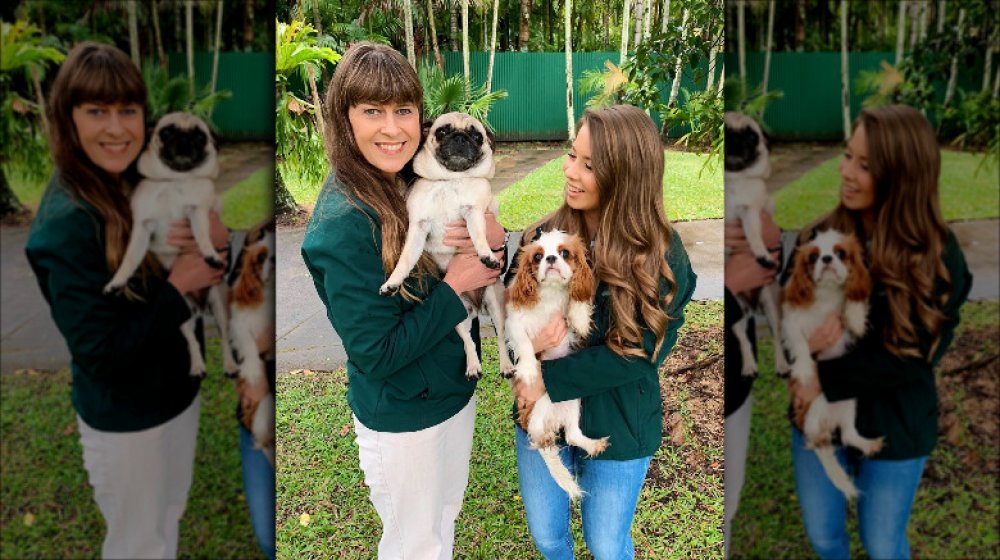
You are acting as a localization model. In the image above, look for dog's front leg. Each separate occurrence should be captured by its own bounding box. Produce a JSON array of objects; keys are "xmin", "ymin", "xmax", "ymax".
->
[
  {"xmin": 180, "ymin": 307, "xmax": 207, "ymax": 377},
  {"xmin": 740, "ymin": 208, "xmax": 776, "ymax": 269},
  {"xmin": 566, "ymin": 300, "xmax": 594, "ymax": 339},
  {"xmin": 483, "ymin": 284, "xmax": 515, "ymax": 378},
  {"xmin": 207, "ymin": 283, "xmax": 238, "ymax": 377},
  {"xmin": 783, "ymin": 316, "xmax": 815, "ymax": 384},
  {"xmin": 104, "ymin": 217, "xmax": 156, "ymax": 294},
  {"xmin": 506, "ymin": 313, "xmax": 540, "ymax": 385},
  {"xmin": 187, "ymin": 203, "xmax": 225, "ymax": 269},
  {"xmin": 379, "ymin": 220, "xmax": 430, "ymax": 296},
  {"xmin": 732, "ymin": 311, "xmax": 758, "ymax": 377},
  {"xmin": 455, "ymin": 305, "xmax": 482, "ymax": 380},
  {"xmin": 760, "ymin": 285, "xmax": 790, "ymax": 377},
  {"xmin": 461, "ymin": 205, "xmax": 501, "ymax": 269}
]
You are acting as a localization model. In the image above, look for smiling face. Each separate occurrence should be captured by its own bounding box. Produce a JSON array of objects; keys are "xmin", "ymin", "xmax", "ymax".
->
[
  {"xmin": 839, "ymin": 124, "xmax": 876, "ymax": 214},
  {"xmin": 71, "ymin": 102, "xmax": 144, "ymax": 176},
  {"xmin": 563, "ymin": 124, "xmax": 600, "ymax": 221},
  {"xmin": 348, "ymin": 101, "xmax": 421, "ymax": 179}
]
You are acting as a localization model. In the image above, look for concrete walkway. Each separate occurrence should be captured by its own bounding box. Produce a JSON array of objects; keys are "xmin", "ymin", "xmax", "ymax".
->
[{"xmin": 0, "ymin": 143, "xmax": 271, "ymax": 374}]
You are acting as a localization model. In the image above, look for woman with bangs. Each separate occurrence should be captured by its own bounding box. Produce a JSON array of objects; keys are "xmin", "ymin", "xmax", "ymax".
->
[
  {"xmin": 301, "ymin": 42, "xmax": 505, "ymax": 558},
  {"xmin": 788, "ymin": 104, "xmax": 971, "ymax": 559},
  {"xmin": 25, "ymin": 42, "xmax": 228, "ymax": 558},
  {"xmin": 508, "ymin": 104, "xmax": 697, "ymax": 559}
]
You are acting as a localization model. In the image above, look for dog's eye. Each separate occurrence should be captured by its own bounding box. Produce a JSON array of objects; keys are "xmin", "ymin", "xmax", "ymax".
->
[
  {"xmin": 469, "ymin": 130, "xmax": 482, "ymax": 145},
  {"xmin": 532, "ymin": 253, "xmax": 543, "ymax": 263},
  {"xmin": 560, "ymin": 249, "xmax": 570, "ymax": 259},
  {"xmin": 835, "ymin": 249, "xmax": 846, "ymax": 260},
  {"xmin": 808, "ymin": 253, "xmax": 819, "ymax": 264},
  {"xmin": 435, "ymin": 125, "xmax": 451, "ymax": 141}
]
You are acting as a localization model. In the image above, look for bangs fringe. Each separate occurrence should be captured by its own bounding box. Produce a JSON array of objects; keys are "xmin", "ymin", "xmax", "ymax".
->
[
  {"xmin": 69, "ymin": 52, "xmax": 146, "ymax": 107},
  {"xmin": 342, "ymin": 51, "xmax": 422, "ymax": 107}
]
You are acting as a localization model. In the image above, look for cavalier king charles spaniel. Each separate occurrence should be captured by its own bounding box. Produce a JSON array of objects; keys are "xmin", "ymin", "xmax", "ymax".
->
[
  {"xmin": 782, "ymin": 228, "xmax": 881, "ymax": 498},
  {"xmin": 506, "ymin": 230, "xmax": 608, "ymax": 499}
]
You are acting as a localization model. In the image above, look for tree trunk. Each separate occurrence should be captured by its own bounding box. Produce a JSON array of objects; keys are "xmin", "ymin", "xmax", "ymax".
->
[
  {"xmin": 152, "ymin": 0, "xmax": 168, "ymax": 71},
  {"xmin": 462, "ymin": 0, "xmax": 470, "ymax": 88},
  {"xmin": 312, "ymin": 0, "xmax": 322, "ymax": 34},
  {"xmin": 428, "ymin": 0, "xmax": 444, "ymax": 70},
  {"xmin": 794, "ymin": 0, "xmax": 805, "ymax": 51},
  {"xmin": 895, "ymin": 0, "xmax": 907, "ymax": 65},
  {"xmin": 993, "ymin": 68, "xmax": 999, "ymax": 99},
  {"xmin": 0, "ymin": 169, "xmax": 27, "ymax": 220},
  {"xmin": 308, "ymin": 64, "xmax": 326, "ymax": 141},
  {"xmin": 761, "ymin": 0, "xmax": 775, "ymax": 117},
  {"xmin": 668, "ymin": 8, "xmax": 689, "ymax": 107},
  {"xmin": 937, "ymin": 0, "xmax": 946, "ymax": 34},
  {"xmin": 486, "ymin": 0, "xmax": 500, "ymax": 96},
  {"xmin": 840, "ymin": 0, "xmax": 850, "ymax": 141},
  {"xmin": 30, "ymin": 65, "xmax": 51, "ymax": 140},
  {"xmin": 519, "ymin": 0, "xmax": 531, "ymax": 51},
  {"xmin": 274, "ymin": 168, "xmax": 299, "ymax": 216},
  {"xmin": 186, "ymin": 0, "xmax": 195, "ymax": 98},
  {"xmin": 403, "ymin": 0, "xmax": 416, "ymax": 68},
  {"xmin": 943, "ymin": 8, "xmax": 965, "ymax": 108},
  {"xmin": 717, "ymin": 64, "xmax": 725, "ymax": 95},
  {"xmin": 565, "ymin": 0, "xmax": 574, "ymax": 141},
  {"xmin": 983, "ymin": 29, "xmax": 996, "ymax": 92},
  {"xmin": 737, "ymin": 0, "xmax": 746, "ymax": 96},
  {"xmin": 908, "ymin": 1, "xmax": 919, "ymax": 51},
  {"xmin": 620, "ymin": 0, "xmax": 631, "ymax": 64},
  {"xmin": 127, "ymin": 0, "xmax": 140, "ymax": 67},
  {"xmin": 451, "ymin": 2, "xmax": 459, "ymax": 51},
  {"xmin": 175, "ymin": 1, "xmax": 182, "ymax": 53},
  {"xmin": 244, "ymin": 0, "xmax": 254, "ymax": 50},
  {"xmin": 642, "ymin": 0, "xmax": 652, "ymax": 42},
  {"xmin": 918, "ymin": 0, "xmax": 928, "ymax": 41},
  {"xmin": 633, "ymin": 0, "xmax": 644, "ymax": 48},
  {"xmin": 210, "ymin": 0, "xmax": 223, "ymax": 103},
  {"xmin": 661, "ymin": 0, "xmax": 670, "ymax": 33}
]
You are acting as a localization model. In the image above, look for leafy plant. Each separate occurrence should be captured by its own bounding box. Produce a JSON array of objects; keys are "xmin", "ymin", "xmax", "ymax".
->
[
  {"xmin": 418, "ymin": 61, "xmax": 508, "ymax": 127},
  {"xmin": 140, "ymin": 60, "xmax": 231, "ymax": 127}
]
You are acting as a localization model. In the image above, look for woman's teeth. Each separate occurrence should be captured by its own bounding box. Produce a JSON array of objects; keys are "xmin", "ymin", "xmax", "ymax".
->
[{"xmin": 377, "ymin": 142, "xmax": 404, "ymax": 154}]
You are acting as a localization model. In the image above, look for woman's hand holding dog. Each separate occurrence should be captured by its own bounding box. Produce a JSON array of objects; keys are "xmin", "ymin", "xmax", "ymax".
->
[
  {"xmin": 724, "ymin": 212, "xmax": 781, "ymax": 294},
  {"xmin": 443, "ymin": 212, "xmax": 506, "ymax": 253},
  {"xmin": 442, "ymin": 253, "xmax": 501, "ymax": 295},
  {"xmin": 532, "ymin": 312, "xmax": 567, "ymax": 354},
  {"xmin": 808, "ymin": 312, "xmax": 843, "ymax": 355},
  {"xmin": 166, "ymin": 213, "xmax": 229, "ymax": 295},
  {"xmin": 512, "ymin": 376, "xmax": 547, "ymax": 408},
  {"xmin": 725, "ymin": 212, "xmax": 781, "ymax": 254}
]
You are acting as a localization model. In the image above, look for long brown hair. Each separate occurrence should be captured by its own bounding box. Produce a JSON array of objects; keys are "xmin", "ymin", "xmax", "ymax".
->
[
  {"xmin": 322, "ymin": 41, "xmax": 435, "ymax": 298},
  {"xmin": 47, "ymin": 41, "xmax": 149, "ymax": 278},
  {"xmin": 804, "ymin": 104, "xmax": 951, "ymax": 359},
  {"xmin": 529, "ymin": 105, "xmax": 677, "ymax": 360}
]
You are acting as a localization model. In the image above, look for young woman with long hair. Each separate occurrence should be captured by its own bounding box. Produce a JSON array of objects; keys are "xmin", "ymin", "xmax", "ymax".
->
[
  {"xmin": 789, "ymin": 104, "xmax": 972, "ymax": 559},
  {"xmin": 25, "ymin": 42, "xmax": 228, "ymax": 558},
  {"xmin": 510, "ymin": 104, "xmax": 697, "ymax": 559},
  {"xmin": 300, "ymin": 41, "xmax": 505, "ymax": 558}
]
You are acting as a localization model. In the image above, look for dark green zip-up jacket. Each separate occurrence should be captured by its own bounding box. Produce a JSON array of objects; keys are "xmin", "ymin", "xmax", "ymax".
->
[
  {"xmin": 515, "ymin": 229, "xmax": 697, "ymax": 461},
  {"xmin": 817, "ymin": 231, "xmax": 971, "ymax": 460},
  {"xmin": 24, "ymin": 175, "xmax": 201, "ymax": 432},
  {"xmin": 301, "ymin": 174, "xmax": 477, "ymax": 433}
]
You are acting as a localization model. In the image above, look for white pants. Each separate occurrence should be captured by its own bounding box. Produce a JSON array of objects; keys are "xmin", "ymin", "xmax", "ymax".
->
[
  {"xmin": 723, "ymin": 394, "xmax": 752, "ymax": 559},
  {"xmin": 77, "ymin": 395, "xmax": 200, "ymax": 560},
  {"xmin": 353, "ymin": 396, "xmax": 476, "ymax": 560}
]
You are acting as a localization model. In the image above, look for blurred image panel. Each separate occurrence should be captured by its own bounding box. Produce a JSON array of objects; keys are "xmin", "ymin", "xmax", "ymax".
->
[
  {"xmin": 0, "ymin": 1, "xmax": 275, "ymax": 558},
  {"xmin": 722, "ymin": 1, "xmax": 997, "ymax": 558}
]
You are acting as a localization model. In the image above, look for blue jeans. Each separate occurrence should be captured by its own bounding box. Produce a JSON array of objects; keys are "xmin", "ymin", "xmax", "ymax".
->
[
  {"xmin": 515, "ymin": 426, "xmax": 651, "ymax": 560},
  {"xmin": 791, "ymin": 428, "xmax": 927, "ymax": 560},
  {"xmin": 240, "ymin": 425, "xmax": 275, "ymax": 560}
]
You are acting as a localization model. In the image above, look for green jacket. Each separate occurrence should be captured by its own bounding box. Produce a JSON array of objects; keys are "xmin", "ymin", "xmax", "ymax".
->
[
  {"xmin": 301, "ymin": 174, "xmax": 477, "ymax": 433},
  {"xmin": 25, "ymin": 175, "xmax": 200, "ymax": 432},
  {"xmin": 818, "ymin": 231, "xmax": 972, "ymax": 460},
  {"xmin": 534, "ymin": 230, "xmax": 697, "ymax": 461}
]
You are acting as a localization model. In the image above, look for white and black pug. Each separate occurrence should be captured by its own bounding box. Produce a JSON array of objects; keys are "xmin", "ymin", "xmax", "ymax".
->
[
  {"xmin": 104, "ymin": 112, "xmax": 236, "ymax": 378},
  {"xmin": 378, "ymin": 112, "xmax": 514, "ymax": 380},
  {"xmin": 724, "ymin": 111, "xmax": 789, "ymax": 377}
]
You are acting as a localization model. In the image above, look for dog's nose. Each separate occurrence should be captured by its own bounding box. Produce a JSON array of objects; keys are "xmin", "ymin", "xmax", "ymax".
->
[
  {"xmin": 821, "ymin": 255, "xmax": 833, "ymax": 264},
  {"xmin": 546, "ymin": 255, "xmax": 557, "ymax": 264}
]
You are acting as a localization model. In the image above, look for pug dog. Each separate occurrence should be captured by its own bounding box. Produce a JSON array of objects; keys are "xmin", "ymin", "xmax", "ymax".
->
[
  {"xmin": 378, "ymin": 112, "xmax": 514, "ymax": 380},
  {"xmin": 103, "ymin": 112, "xmax": 236, "ymax": 378},
  {"xmin": 724, "ymin": 111, "xmax": 789, "ymax": 377}
]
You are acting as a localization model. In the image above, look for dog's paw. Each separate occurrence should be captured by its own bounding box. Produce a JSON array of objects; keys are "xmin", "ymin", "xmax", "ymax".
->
[
  {"xmin": 863, "ymin": 437, "xmax": 885, "ymax": 456},
  {"xmin": 465, "ymin": 367, "xmax": 482, "ymax": 381},
  {"xmin": 755, "ymin": 255, "xmax": 778, "ymax": 270},
  {"xmin": 102, "ymin": 282, "xmax": 125, "ymax": 296},
  {"xmin": 189, "ymin": 368, "xmax": 206, "ymax": 379},
  {"xmin": 776, "ymin": 365, "xmax": 791, "ymax": 378},
  {"xmin": 587, "ymin": 437, "xmax": 609, "ymax": 457},
  {"xmin": 204, "ymin": 256, "xmax": 226, "ymax": 270},
  {"xmin": 741, "ymin": 362, "xmax": 758, "ymax": 378},
  {"xmin": 224, "ymin": 368, "xmax": 239, "ymax": 379},
  {"xmin": 480, "ymin": 255, "xmax": 502, "ymax": 270},
  {"xmin": 378, "ymin": 282, "xmax": 400, "ymax": 297},
  {"xmin": 500, "ymin": 365, "xmax": 516, "ymax": 379}
]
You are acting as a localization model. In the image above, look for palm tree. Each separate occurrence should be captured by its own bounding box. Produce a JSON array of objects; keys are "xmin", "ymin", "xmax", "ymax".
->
[
  {"xmin": 186, "ymin": 0, "xmax": 195, "ymax": 98},
  {"xmin": 565, "ymin": 0, "xmax": 574, "ymax": 141},
  {"xmin": 943, "ymin": 7, "xmax": 965, "ymax": 108},
  {"xmin": 403, "ymin": 0, "xmax": 416, "ymax": 68},
  {"xmin": 152, "ymin": 0, "xmax": 168, "ymax": 71},
  {"xmin": 462, "ymin": 0, "xmax": 470, "ymax": 87},
  {"xmin": 895, "ymin": 0, "xmax": 907, "ymax": 65},
  {"xmin": 519, "ymin": 0, "xmax": 531, "ymax": 51},
  {"xmin": 127, "ymin": 0, "xmax": 140, "ymax": 67},
  {"xmin": 620, "ymin": 0, "xmax": 632, "ymax": 64},
  {"xmin": 210, "ymin": 0, "xmax": 223, "ymax": 104},
  {"xmin": 761, "ymin": 0, "xmax": 775, "ymax": 117},
  {"xmin": 427, "ymin": 0, "xmax": 444, "ymax": 70},
  {"xmin": 840, "ymin": 0, "xmax": 850, "ymax": 141},
  {"xmin": 485, "ymin": 0, "xmax": 499, "ymax": 97},
  {"xmin": 667, "ymin": 7, "xmax": 689, "ymax": 107}
]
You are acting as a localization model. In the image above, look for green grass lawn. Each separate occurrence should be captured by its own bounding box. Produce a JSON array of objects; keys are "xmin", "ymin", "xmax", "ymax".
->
[
  {"xmin": 280, "ymin": 148, "xmax": 724, "ymax": 228},
  {"xmin": 277, "ymin": 300, "xmax": 725, "ymax": 559},
  {"xmin": 0, "ymin": 336, "xmax": 265, "ymax": 559},
  {"xmin": 730, "ymin": 300, "xmax": 1000, "ymax": 559},
  {"xmin": 497, "ymin": 151, "xmax": 723, "ymax": 231},
  {"xmin": 774, "ymin": 150, "xmax": 999, "ymax": 230}
]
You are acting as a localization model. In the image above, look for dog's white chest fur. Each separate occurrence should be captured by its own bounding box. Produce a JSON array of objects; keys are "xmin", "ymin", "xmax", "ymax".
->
[
  {"xmin": 406, "ymin": 176, "xmax": 496, "ymax": 270},
  {"xmin": 133, "ymin": 177, "xmax": 218, "ymax": 268}
]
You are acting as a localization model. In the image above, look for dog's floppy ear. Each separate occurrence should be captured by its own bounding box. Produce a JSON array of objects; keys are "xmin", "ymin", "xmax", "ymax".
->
[
  {"xmin": 842, "ymin": 235, "xmax": 871, "ymax": 302},
  {"xmin": 484, "ymin": 124, "xmax": 496, "ymax": 152},
  {"xmin": 760, "ymin": 125, "xmax": 771, "ymax": 152},
  {"xmin": 422, "ymin": 120, "xmax": 434, "ymax": 139},
  {"xmin": 509, "ymin": 246, "xmax": 541, "ymax": 309},
  {"xmin": 567, "ymin": 238, "xmax": 595, "ymax": 303},
  {"xmin": 782, "ymin": 247, "xmax": 816, "ymax": 308}
]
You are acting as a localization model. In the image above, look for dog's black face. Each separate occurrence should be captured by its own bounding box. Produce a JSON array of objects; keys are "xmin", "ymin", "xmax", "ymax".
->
[
  {"xmin": 433, "ymin": 123, "xmax": 485, "ymax": 172},
  {"xmin": 724, "ymin": 124, "xmax": 763, "ymax": 172},
  {"xmin": 158, "ymin": 124, "xmax": 209, "ymax": 172}
]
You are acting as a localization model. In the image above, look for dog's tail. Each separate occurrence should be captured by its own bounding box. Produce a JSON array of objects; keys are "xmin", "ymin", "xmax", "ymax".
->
[
  {"xmin": 815, "ymin": 446, "xmax": 858, "ymax": 499},
  {"xmin": 538, "ymin": 445, "xmax": 582, "ymax": 500}
]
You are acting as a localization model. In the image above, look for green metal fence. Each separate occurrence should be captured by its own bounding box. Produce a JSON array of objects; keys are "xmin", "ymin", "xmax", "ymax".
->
[
  {"xmin": 167, "ymin": 52, "xmax": 274, "ymax": 141},
  {"xmin": 440, "ymin": 51, "xmax": 718, "ymax": 141},
  {"xmin": 730, "ymin": 51, "xmax": 989, "ymax": 140}
]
